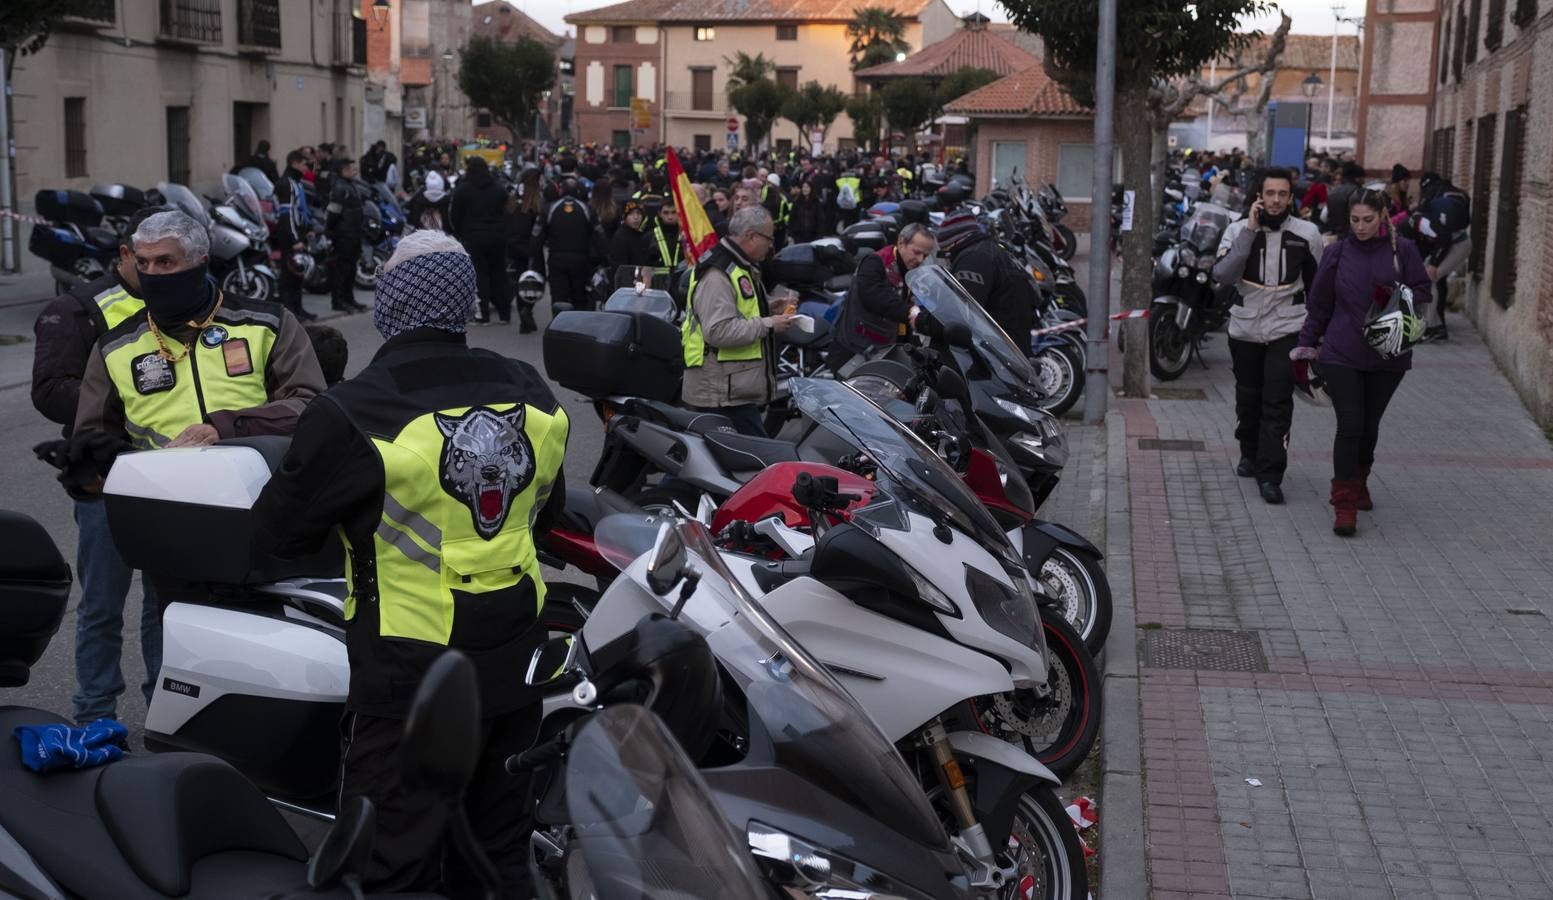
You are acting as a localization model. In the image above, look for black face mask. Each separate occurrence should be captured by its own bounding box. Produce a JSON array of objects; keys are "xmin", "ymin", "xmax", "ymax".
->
[
  {"xmin": 138, "ymin": 263, "xmax": 212, "ymax": 325},
  {"xmin": 1260, "ymin": 208, "xmax": 1290, "ymax": 231}
]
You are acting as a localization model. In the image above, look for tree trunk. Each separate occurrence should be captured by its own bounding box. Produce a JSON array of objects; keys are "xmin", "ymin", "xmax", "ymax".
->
[
  {"xmin": 1150, "ymin": 125, "xmax": 1169, "ymax": 215},
  {"xmin": 1118, "ymin": 83, "xmax": 1156, "ymax": 398}
]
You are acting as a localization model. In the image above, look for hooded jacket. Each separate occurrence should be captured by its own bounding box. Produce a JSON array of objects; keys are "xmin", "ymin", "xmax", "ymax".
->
[{"xmin": 1297, "ymin": 227, "xmax": 1432, "ymax": 372}]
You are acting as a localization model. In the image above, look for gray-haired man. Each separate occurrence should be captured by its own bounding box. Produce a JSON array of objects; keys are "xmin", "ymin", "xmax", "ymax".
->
[{"xmin": 680, "ymin": 205, "xmax": 795, "ymax": 436}]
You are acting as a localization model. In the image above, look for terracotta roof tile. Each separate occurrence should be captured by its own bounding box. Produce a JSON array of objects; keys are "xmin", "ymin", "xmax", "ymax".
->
[
  {"xmin": 566, "ymin": 0, "xmax": 931, "ymax": 24},
  {"xmin": 1219, "ymin": 33, "xmax": 1361, "ymax": 70},
  {"xmin": 472, "ymin": 1, "xmax": 564, "ymax": 47},
  {"xmin": 855, "ymin": 21, "xmax": 1039, "ymax": 79},
  {"xmin": 943, "ymin": 64, "xmax": 1089, "ymax": 117}
]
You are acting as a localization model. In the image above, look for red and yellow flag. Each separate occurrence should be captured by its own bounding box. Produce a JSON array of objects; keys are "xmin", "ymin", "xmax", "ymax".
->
[{"xmin": 666, "ymin": 147, "xmax": 718, "ymax": 263}]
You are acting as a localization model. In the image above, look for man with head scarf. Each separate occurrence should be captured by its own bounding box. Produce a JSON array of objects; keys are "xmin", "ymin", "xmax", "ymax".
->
[{"xmin": 252, "ymin": 230, "xmax": 568, "ymax": 898}]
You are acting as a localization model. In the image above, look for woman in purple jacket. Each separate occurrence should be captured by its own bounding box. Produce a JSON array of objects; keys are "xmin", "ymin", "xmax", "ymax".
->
[{"xmin": 1291, "ymin": 189, "xmax": 1431, "ymax": 536}]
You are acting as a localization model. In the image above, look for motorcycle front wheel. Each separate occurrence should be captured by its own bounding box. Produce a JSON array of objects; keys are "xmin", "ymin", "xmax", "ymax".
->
[
  {"xmin": 220, "ymin": 266, "xmax": 273, "ymax": 304},
  {"xmin": 1054, "ymin": 224, "xmax": 1077, "ymax": 262},
  {"xmin": 1031, "ymin": 345, "xmax": 1084, "ymax": 418},
  {"xmin": 1037, "ymin": 546, "xmax": 1112, "ymax": 655},
  {"xmin": 355, "ymin": 247, "xmax": 390, "ymax": 290},
  {"xmin": 970, "ymin": 608, "xmax": 1101, "ymax": 780},
  {"xmin": 924, "ymin": 775, "xmax": 1089, "ymax": 900},
  {"xmin": 1149, "ymin": 306, "xmax": 1194, "ymax": 381}
]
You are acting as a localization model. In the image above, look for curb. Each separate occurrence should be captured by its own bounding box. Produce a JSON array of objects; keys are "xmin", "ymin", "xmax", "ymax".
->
[{"xmin": 1098, "ymin": 408, "xmax": 1147, "ymax": 899}]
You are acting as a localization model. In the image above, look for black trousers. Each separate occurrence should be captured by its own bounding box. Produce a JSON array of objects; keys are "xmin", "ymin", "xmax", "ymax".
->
[
  {"xmin": 548, "ymin": 260, "xmax": 594, "ymax": 312},
  {"xmin": 338, "ymin": 704, "xmax": 540, "ymax": 899},
  {"xmin": 330, "ymin": 245, "xmax": 361, "ymax": 310},
  {"xmin": 277, "ymin": 256, "xmax": 304, "ymax": 315},
  {"xmin": 1322, "ymin": 364, "xmax": 1405, "ymax": 480},
  {"xmin": 1229, "ymin": 334, "xmax": 1298, "ymax": 485},
  {"xmin": 466, "ymin": 239, "xmax": 511, "ymax": 321}
]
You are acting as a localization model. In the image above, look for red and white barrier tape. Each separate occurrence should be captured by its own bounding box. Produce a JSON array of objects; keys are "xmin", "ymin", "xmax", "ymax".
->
[
  {"xmin": 0, "ymin": 209, "xmax": 56, "ymax": 226},
  {"xmin": 1031, "ymin": 318, "xmax": 1087, "ymax": 337},
  {"xmin": 1109, "ymin": 309, "xmax": 1150, "ymax": 320}
]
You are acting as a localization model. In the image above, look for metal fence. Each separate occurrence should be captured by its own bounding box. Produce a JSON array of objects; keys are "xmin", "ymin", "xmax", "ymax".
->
[
  {"xmin": 160, "ymin": 0, "xmax": 222, "ymax": 43},
  {"xmin": 237, "ymin": 0, "xmax": 281, "ymax": 49}
]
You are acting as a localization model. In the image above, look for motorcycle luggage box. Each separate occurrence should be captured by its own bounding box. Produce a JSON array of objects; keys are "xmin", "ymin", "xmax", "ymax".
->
[
  {"xmin": 0, "ymin": 511, "xmax": 72, "ymax": 687},
  {"xmin": 88, "ymin": 183, "xmax": 148, "ymax": 217},
  {"xmin": 34, "ymin": 189, "xmax": 103, "ymax": 229},
  {"xmin": 28, "ymin": 223, "xmax": 85, "ymax": 268},
  {"xmin": 544, "ymin": 309, "xmax": 682, "ymax": 402},
  {"xmin": 766, "ymin": 243, "xmax": 821, "ymax": 286},
  {"xmin": 102, "ymin": 438, "xmax": 343, "ymax": 589}
]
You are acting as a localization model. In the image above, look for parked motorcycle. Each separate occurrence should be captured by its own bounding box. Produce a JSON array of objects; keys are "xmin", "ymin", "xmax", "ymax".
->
[
  {"xmin": 28, "ymin": 189, "xmax": 123, "ymax": 292},
  {"xmin": 1149, "ymin": 201, "xmax": 1239, "ymax": 380},
  {"xmin": 158, "ymin": 181, "xmax": 276, "ymax": 304}
]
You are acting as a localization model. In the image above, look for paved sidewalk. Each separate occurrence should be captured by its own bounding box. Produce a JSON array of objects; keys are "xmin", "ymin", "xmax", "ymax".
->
[{"xmin": 1118, "ymin": 314, "xmax": 1553, "ymax": 900}]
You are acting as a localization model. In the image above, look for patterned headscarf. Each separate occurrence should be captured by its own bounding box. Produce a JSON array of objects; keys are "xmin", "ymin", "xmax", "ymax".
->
[{"xmin": 372, "ymin": 232, "xmax": 476, "ymax": 339}]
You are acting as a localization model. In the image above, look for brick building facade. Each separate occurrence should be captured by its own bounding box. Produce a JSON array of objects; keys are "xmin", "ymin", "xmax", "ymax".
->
[{"xmin": 1428, "ymin": 0, "xmax": 1551, "ymax": 423}]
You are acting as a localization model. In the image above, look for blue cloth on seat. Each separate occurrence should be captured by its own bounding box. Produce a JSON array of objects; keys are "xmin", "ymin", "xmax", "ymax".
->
[{"xmin": 12, "ymin": 718, "xmax": 128, "ymax": 774}]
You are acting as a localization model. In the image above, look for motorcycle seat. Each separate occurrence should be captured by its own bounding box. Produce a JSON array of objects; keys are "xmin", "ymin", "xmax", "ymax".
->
[
  {"xmin": 0, "ymin": 706, "xmax": 306, "ymax": 900},
  {"xmin": 631, "ymin": 400, "xmax": 737, "ymax": 436},
  {"xmin": 779, "ymin": 318, "xmax": 831, "ymax": 348},
  {"xmin": 702, "ymin": 431, "xmax": 800, "ymax": 473},
  {"xmin": 557, "ymin": 485, "xmax": 641, "ymax": 535}
]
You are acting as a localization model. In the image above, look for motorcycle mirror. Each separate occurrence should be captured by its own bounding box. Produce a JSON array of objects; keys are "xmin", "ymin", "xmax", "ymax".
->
[
  {"xmin": 915, "ymin": 387, "xmax": 939, "ymax": 415},
  {"xmin": 935, "ymin": 366, "xmax": 968, "ymax": 403},
  {"xmin": 524, "ymin": 635, "xmax": 581, "ymax": 688},
  {"xmin": 942, "ymin": 320, "xmax": 973, "ymax": 350},
  {"xmin": 307, "ymin": 795, "xmax": 376, "ymax": 889},
  {"xmin": 645, "ymin": 520, "xmax": 688, "ymax": 597},
  {"xmin": 694, "ymin": 493, "xmax": 717, "ymax": 526}
]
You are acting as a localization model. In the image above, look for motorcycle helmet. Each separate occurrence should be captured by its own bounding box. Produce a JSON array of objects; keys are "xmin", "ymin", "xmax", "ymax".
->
[
  {"xmin": 1364, "ymin": 281, "xmax": 1421, "ymax": 360},
  {"xmin": 287, "ymin": 250, "xmax": 315, "ymax": 281},
  {"xmin": 516, "ymin": 269, "xmax": 546, "ymax": 308},
  {"xmin": 1294, "ymin": 360, "xmax": 1334, "ymax": 408}
]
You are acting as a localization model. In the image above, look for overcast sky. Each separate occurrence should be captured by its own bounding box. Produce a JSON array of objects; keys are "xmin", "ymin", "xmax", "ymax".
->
[{"xmin": 495, "ymin": 0, "xmax": 1368, "ymax": 39}]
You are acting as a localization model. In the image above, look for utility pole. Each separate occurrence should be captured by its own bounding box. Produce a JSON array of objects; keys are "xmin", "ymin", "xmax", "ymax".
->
[
  {"xmin": 0, "ymin": 48, "xmax": 16, "ymax": 273},
  {"xmin": 1083, "ymin": 0, "xmax": 1117, "ymax": 425},
  {"xmin": 1326, "ymin": 1, "xmax": 1341, "ymax": 146}
]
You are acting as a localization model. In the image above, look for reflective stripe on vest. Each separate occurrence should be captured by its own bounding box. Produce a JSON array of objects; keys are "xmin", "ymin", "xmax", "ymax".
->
[
  {"xmin": 99, "ymin": 305, "xmax": 278, "ymax": 450},
  {"xmin": 94, "ymin": 285, "xmax": 144, "ymax": 331},
  {"xmin": 652, "ymin": 222, "xmax": 680, "ymax": 267},
  {"xmin": 683, "ymin": 261, "xmax": 762, "ymax": 367},
  {"xmin": 347, "ymin": 402, "xmax": 570, "ymax": 643}
]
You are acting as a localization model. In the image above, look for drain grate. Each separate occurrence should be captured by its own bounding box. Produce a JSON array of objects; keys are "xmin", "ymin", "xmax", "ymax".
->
[
  {"xmin": 1152, "ymin": 387, "xmax": 1208, "ymax": 401},
  {"xmin": 1143, "ymin": 629, "xmax": 1267, "ymax": 672},
  {"xmin": 1137, "ymin": 438, "xmax": 1207, "ymax": 452}
]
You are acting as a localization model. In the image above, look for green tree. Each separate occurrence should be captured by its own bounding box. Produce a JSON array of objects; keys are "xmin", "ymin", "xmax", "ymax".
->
[
  {"xmin": 782, "ymin": 81, "xmax": 850, "ymax": 146},
  {"xmin": 880, "ymin": 78, "xmax": 936, "ymax": 150},
  {"xmin": 730, "ymin": 79, "xmax": 789, "ymax": 152},
  {"xmin": 845, "ymin": 93, "xmax": 884, "ymax": 152},
  {"xmin": 723, "ymin": 50, "xmax": 775, "ymax": 93},
  {"xmin": 935, "ymin": 66, "xmax": 1001, "ymax": 107},
  {"xmin": 847, "ymin": 6, "xmax": 912, "ymax": 71},
  {"xmin": 456, "ymin": 35, "xmax": 557, "ymax": 138},
  {"xmin": 999, "ymin": 0, "xmax": 1271, "ymax": 396}
]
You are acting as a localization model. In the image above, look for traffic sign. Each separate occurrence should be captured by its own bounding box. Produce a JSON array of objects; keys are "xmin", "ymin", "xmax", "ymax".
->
[
  {"xmin": 725, "ymin": 132, "xmax": 738, "ymax": 150},
  {"xmin": 725, "ymin": 116, "xmax": 739, "ymax": 133}
]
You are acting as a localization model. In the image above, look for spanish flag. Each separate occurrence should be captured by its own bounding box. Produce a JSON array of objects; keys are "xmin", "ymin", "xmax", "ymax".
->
[{"xmin": 666, "ymin": 147, "xmax": 719, "ymax": 263}]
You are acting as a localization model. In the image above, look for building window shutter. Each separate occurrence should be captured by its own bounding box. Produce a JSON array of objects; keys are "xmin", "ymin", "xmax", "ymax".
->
[
  {"xmin": 1439, "ymin": 13, "xmax": 1452, "ymax": 85},
  {"xmin": 65, "ymin": 98, "xmax": 88, "ymax": 178},
  {"xmin": 1485, "ymin": 0, "xmax": 1505, "ymax": 50},
  {"xmin": 1465, "ymin": 0, "xmax": 1482, "ymax": 63},
  {"xmin": 1512, "ymin": 0, "xmax": 1537, "ymax": 26},
  {"xmin": 1489, "ymin": 106, "xmax": 1525, "ymax": 307},
  {"xmin": 1468, "ymin": 113, "xmax": 1496, "ymax": 277},
  {"xmin": 1452, "ymin": 0, "xmax": 1468, "ymax": 81}
]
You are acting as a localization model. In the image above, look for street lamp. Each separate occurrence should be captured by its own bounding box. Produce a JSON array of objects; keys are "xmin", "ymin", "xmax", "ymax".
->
[
  {"xmin": 1301, "ymin": 72, "xmax": 1323, "ymax": 98},
  {"xmin": 895, "ymin": 51, "xmax": 907, "ymax": 62},
  {"xmin": 371, "ymin": 0, "xmax": 389, "ymax": 27},
  {"xmin": 442, "ymin": 47, "xmax": 454, "ymax": 61}
]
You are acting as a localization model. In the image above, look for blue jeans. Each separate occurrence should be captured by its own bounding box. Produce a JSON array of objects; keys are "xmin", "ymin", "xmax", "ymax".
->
[{"xmin": 72, "ymin": 500, "xmax": 161, "ymax": 722}]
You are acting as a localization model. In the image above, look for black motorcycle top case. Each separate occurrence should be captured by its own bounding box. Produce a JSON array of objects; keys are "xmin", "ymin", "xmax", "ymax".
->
[{"xmin": 543, "ymin": 309, "xmax": 682, "ymax": 402}]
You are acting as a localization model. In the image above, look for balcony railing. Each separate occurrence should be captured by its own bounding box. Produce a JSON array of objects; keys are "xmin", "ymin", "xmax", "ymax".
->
[
  {"xmin": 63, "ymin": 0, "xmax": 117, "ymax": 26},
  {"xmin": 663, "ymin": 91, "xmax": 729, "ymax": 114},
  {"xmin": 160, "ymin": 0, "xmax": 222, "ymax": 43},
  {"xmin": 237, "ymin": 0, "xmax": 281, "ymax": 50}
]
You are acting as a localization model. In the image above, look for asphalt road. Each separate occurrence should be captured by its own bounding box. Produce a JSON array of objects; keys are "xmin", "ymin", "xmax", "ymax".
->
[{"xmin": 0, "ymin": 282, "xmax": 605, "ymax": 744}]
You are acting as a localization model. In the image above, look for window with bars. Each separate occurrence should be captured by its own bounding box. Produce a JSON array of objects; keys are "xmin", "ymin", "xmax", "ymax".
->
[
  {"xmin": 167, "ymin": 106, "xmax": 191, "ymax": 185},
  {"xmin": 1468, "ymin": 113, "xmax": 1495, "ymax": 276},
  {"xmin": 776, "ymin": 24, "xmax": 797, "ymax": 40},
  {"xmin": 1466, "ymin": 0, "xmax": 1482, "ymax": 63},
  {"xmin": 611, "ymin": 26, "xmax": 633, "ymax": 43},
  {"xmin": 1440, "ymin": 12, "xmax": 1452, "ymax": 84},
  {"xmin": 1453, "ymin": 0, "xmax": 1468, "ymax": 81},
  {"xmin": 237, "ymin": 0, "xmax": 280, "ymax": 48},
  {"xmin": 161, "ymin": 0, "xmax": 222, "ymax": 43},
  {"xmin": 1490, "ymin": 106, "xmax": 1526, "ymax": 307},
  {"xmin": 1431, "ymin": 126, "xmax": 1456, "ymax": 180},
  {"xmin": 1485, "ymin": 0, "xmax": 1505, "ymax": 50},
  {"xmin": 65, "ymin": 99, "xmax": 87, "ymax": 178},
  {"xmin": 776, "ymin": 68, "xmax": 799, "ymax": 92},
  {"xmin": 694, "ymin": 134, "xmax": 711, "ymax": 152}
]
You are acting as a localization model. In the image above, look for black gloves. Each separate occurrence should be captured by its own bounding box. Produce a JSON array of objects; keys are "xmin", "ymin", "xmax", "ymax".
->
[{"xmin": 34, "ymin": 431, "xmax": 129, "ymax": 502}]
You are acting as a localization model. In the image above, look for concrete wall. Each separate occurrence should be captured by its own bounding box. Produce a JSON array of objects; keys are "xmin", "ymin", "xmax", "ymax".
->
[
  {"xmin": 1430, "ymin": 0, "xmax": 1553, "ymax": 425},
  {"xmin": 13, "ymin": 0, "xmax": 366, "ymax": 204},
  {"xmin": 969, "ymin": 117, "xmax": 1094, "ymax": 231}
]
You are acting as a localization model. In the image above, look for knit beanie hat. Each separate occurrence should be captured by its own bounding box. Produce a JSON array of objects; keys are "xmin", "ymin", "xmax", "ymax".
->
[{"xmin": 372, "ymin": 230, "xmax": 476, "ymax": 340}]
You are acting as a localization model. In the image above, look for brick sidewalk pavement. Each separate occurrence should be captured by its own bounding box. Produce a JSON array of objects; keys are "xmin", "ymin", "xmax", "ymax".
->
[{"xmin": 1118, "ymin": 314, "xmax": 1553, "ymax": 900}]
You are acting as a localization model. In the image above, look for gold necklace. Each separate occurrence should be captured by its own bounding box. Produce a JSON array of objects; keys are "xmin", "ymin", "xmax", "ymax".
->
[{"xmin": 147, "ymin": 290, "xmax": 224, "ymax": 363}]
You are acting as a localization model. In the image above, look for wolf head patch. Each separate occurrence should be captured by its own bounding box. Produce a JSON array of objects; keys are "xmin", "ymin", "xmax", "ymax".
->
[{"xmin": 435, "ymin": 406, "xmax": 536, "ymax": 539}]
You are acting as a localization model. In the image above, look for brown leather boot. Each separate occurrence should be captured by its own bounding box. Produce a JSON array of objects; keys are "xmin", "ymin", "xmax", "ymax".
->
[
  {"xmin": 1356, "ymin": 466, "xmax": 1374, "ymax": 511},
  {"xmin": 1331, "ymin": 479, "xmax": 1359, "ymax": 536}
]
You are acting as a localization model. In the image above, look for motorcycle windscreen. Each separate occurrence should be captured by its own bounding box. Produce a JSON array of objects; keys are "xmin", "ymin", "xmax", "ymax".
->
[
  {"xmin": 904, "ymin": 264, "xmax": 1043, "ymax": 392},
  {"xmin": 222, "ymin": 174, "xmax": 265, "ymax": 225},
  {"xmin": 564, "ymin": 705, "xmax": 767, "ymax": 900},
  {"xmin": 156, "ymin": 182, "xmax": 212, "ymax": 228}
]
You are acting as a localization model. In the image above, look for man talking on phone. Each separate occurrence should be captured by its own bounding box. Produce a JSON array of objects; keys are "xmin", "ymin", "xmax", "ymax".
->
[{"xmin": 1212, "ymin": 167, "xmax": 1324, "ymax": 504}]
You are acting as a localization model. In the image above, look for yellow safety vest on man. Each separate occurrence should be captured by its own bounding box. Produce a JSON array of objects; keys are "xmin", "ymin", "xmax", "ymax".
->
[
  {"xmin": 762, "ymin": 185, "xmax": 791, "ymax": 228},
  {"xmin": 651, "ymin": 221, "xmax": 681, "ymax": 268},
  {"xmin": 96, "ymin": 292, "xmax": 279, "ymax": 449},
  {"xmin": 91, "ymin": 281, "xmax": 144, "ymax": 331},
  {"xmin": 683, "ymin": 248, "xmax": 763, "ymax": 367}
]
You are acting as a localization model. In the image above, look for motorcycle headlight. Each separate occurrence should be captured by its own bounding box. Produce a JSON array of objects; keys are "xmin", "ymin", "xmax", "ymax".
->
[
  {"xmin": 905, "ymin": 561, "xmax": 960, "ymax": 617},
  {"xmin": 1007, "ymin": 430, "xmax": 1044, "ymax": 455},
  {"xmin": 1195, "ymin": 272, "xmax": 1209, "ymax": 284},
  {"xmin": 1178, "ymin": 248, "xmax": 1198, "ymax": 268},
  {"xmin": 749, "ymin": 821, "xmax": 931, "ymax": 900},
  {"xmin": 994, "ymin": 395, "xmax": 1039, "ymax": 426},
  {"xmin": 1176, "ymin": 266, "xmax": 1191, "ymax": 279},
  {"xmin": 964, "ymin": 564, "xmax": 1040, "ymax": 651}
]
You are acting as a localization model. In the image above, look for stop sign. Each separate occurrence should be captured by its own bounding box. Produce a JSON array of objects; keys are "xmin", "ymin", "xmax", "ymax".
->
[{"xmin": 725, "ymin": 116, "xmax": 739, "ymax": 133}]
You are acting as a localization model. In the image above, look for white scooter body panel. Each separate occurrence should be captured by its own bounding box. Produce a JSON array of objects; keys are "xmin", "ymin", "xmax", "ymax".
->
[
  {"xmin": 871, "ymin": 512, "xmax": 1048, "ymax": 688},
  {"xmin": 104, "ymin": 446, "xmax": 272, "ymax": 508},
  {"xmin": 145, "ymin": 602, "xmax": 348, "ymax": 734}
]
